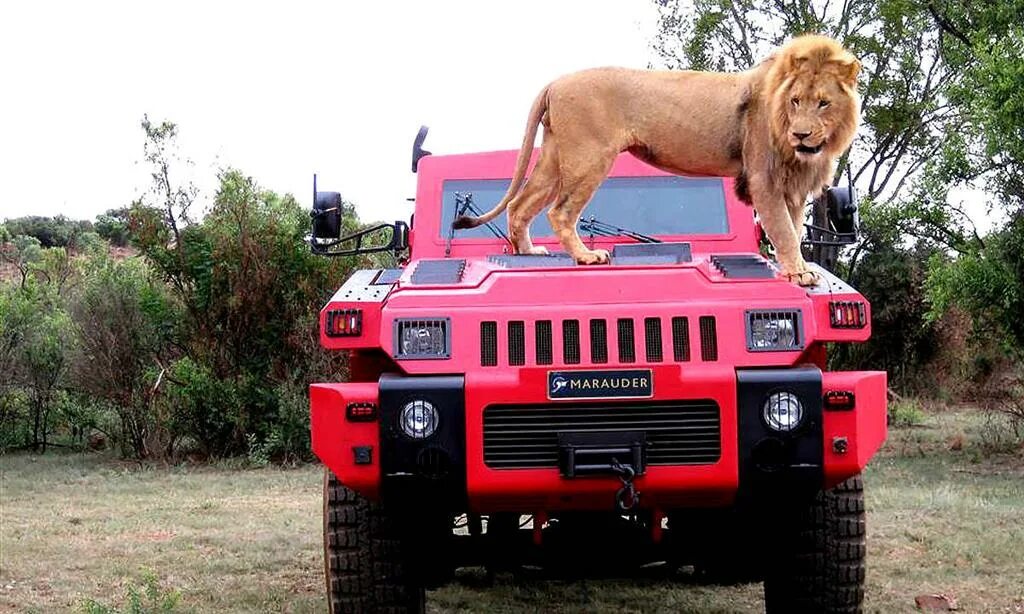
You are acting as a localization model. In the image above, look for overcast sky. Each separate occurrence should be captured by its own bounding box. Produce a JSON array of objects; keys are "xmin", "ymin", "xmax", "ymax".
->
[{"xmin": 0, "ymin": 1, "xmax": 658, "ymax": 224}]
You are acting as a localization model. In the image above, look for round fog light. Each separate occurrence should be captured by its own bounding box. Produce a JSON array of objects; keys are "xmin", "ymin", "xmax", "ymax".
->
[
  {"xmin": 399, "ymin": 399, "xmax": 439, "ymax": 439},
  {"xmin": 763, "ymin": 391, "xmax": 803, "ymax": 432}
]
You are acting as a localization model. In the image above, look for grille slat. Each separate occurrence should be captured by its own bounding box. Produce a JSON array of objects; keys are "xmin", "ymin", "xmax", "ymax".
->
[
  {"xmin": 699, "ymin": 316, "xmax": 718, "ymax": 361},
  {"xmin": 483, "ymin": 401, "xmax": 721, "ymax": 468},
  {"xmin": 535, "ymin": 321, "xmax": 553, "ymax": 365},
  {"xmin": 617, "ymin": 319, "xmax": 636, "ymax": 363},
  {"xmin": 590, "ymin": 319, "xmax": 608, "ymax": 363},
  {"xmin": 508, "ymin": 321, "xmax": 526, "ymax": 366},
  {"xmin": 563, "ymin": 320, "xmax": 580, "ymax": 364},
  {"xmin": 480, "ymin": 321, "xmax": 497, "ymax": 367},
  {"xmin": 645, "ymin": 317, "xmax": 663, "ymax": 362},
  {"xmin": 672, "ymin": 317, "xmax": 690, "ymax": 362}
]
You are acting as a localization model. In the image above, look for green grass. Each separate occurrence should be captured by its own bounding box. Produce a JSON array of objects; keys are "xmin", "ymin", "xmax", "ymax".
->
[{"xmin": 1, "ymin": 409, "xmax": 1021, "ymax": 613}]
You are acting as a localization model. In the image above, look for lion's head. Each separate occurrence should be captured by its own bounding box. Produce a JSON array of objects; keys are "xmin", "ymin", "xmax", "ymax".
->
[{"xmin": 766, "ymin": 35, "xmax": 861, "ymax": 164}]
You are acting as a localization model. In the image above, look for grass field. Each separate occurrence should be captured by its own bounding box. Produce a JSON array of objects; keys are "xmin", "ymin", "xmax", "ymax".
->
[{"xmin": 2, "ymin": 409, "xmax": 1022, "ymax": 613}]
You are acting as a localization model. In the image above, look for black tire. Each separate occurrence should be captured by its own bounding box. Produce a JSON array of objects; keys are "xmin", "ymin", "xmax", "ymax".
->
[
  {"xmin": 323, "ymin": 470, "xmax": 426, "ymax": 614},
  {"xmin": 763, "ymin": 475, "xmax": 867, "ymax": 614}
]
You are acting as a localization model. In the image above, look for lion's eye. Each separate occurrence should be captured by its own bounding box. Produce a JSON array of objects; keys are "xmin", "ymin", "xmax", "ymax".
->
[
  {"xmin": 818, "ymin": 99, "xmax": 830, "ymax": 109},
  {"xmin": 791, "ymin": 97, "xmax": 800, "ymax": 107}
]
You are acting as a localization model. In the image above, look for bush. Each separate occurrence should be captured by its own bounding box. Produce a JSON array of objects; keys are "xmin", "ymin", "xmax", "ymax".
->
[
  {"xmin": 69, "ymin": 255, "xmax": 179, "ymax": 458},
  {"xmin": 79, "ymin": 571, "xmax": 181, "ymax": 614},
  {"xmin": 889, "ymin": 398, "xmax": 926, "ymax": 428},
  {"xmin": 3, "ymin": 215, "xmax": 93, "ymax": 248}
]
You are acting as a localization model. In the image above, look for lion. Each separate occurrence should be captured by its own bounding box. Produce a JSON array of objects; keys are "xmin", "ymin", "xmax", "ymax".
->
[{"xmin": 452, "ymin": 34, "xmax": 860, "ymax": 286}]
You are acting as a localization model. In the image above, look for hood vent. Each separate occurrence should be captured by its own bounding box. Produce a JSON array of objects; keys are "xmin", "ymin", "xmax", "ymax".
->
[
  {"xmin": 410, "ymin": 259, "xmax": 466, "ymax": 284},
  {"xmin": 710, "ymin": 255, "xmax": 775, "ymax": 279}
]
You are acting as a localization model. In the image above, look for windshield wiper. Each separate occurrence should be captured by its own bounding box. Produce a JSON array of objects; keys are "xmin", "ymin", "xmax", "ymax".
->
[
  {"xmin": 446, "ymin": 192, "xmax": 509, "ymax": 257},
  {"xmin": 578, "ymin": 216, "xmax": 661, "ymax": 244}
]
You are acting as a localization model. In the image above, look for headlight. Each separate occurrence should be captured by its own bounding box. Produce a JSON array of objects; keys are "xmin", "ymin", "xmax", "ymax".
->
[
  {"xmin": 394, "ymin": 318, "xmax": 451, "ymax": 359},
  {"xmin": 763, "ymin": 391, "xmax": 804, "ymax": 432},
  {"xmin": 398, "ymin": 399, "xmax": 439, "ymax": 439},
  {"xmin": 746, "ymin": 310, "xmax": 803, "ymax": 351}
]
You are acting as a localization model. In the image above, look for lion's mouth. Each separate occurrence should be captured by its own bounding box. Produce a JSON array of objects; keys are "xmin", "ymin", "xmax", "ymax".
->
[{"xmin": 795, "ymin": 143, "xmax": 824, "ymax": 155}]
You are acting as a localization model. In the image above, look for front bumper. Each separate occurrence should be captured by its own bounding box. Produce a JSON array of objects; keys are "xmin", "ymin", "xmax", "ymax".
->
[{"xmin": 310, "ymin": 366, "xmax": 887, "ymax": 510}]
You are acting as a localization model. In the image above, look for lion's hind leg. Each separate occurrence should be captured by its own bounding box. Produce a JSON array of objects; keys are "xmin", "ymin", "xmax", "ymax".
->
[
  {"xmin": 507, "ymin": 146, "xmax": 560, "ymax": 256},
  {"xmin": 547, "ymin": 154, "xmax": 616, "ymax": 265}
]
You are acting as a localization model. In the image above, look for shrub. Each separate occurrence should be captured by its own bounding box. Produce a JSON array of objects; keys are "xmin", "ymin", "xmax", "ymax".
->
[
  {"xmin": 79, "ymin": 570, "xmax": 181, "ymax": 614},
  {"xmin": 69, "ymin": 255, "xmax": 179, "ymax": 458},
  {"xmin": 889, "ymin": 398, "xmax": 926, "ymax": 428}
]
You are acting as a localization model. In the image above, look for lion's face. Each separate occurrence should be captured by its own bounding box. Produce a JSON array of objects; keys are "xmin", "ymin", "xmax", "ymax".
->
[{"xmin": 768, "ymin": 37, "xmax": 861, "ymax": 163}]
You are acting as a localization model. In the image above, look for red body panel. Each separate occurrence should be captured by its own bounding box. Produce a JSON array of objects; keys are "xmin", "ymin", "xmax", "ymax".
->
[
  {"xmin": 464, "ymin": 365, "xmax": 739, "ymax": 511},
  {"xmin": 309, "ymin": 149, "xmax": 888, "ymax": 510},
  {"xmin": 822, "ymin": 370, "xmax": 889, "ymax": 488},
  {"xmin": 311, "ymin": 382, "xmax": 380, "ymax": 498}
]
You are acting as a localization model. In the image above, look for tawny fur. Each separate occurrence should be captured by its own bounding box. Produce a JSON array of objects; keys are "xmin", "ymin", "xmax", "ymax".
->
[{"xmin": 453, "ymin": 34, "xmax": 861, "ymax": 286}]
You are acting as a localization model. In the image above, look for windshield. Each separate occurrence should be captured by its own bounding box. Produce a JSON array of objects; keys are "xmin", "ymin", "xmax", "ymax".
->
[{"xmin": 441, "ymin": 176, "xmax": 729, "ymax": 239}]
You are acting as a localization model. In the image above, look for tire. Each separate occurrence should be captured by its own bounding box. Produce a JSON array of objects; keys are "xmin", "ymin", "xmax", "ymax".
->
[
  {"xmin": 323, "ymin": 470, "xmax": 426, "ymax": 614},
  {"xmin": 763, "ymin": 475, "xmax": 866, "ymax": 614}
]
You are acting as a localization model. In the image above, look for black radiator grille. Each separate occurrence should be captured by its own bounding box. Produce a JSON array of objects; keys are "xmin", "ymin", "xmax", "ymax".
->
[
  {"xmin": 483, "ymin": 401, "xmax": 722, "ymax": 468},
  {"xmin": 507, "ymin": 321, "xmax": 526, "ymax": 366},
  {"xmin": 480, "ymin": 321, "xmax": 497, "ymax": 366},
  {"xmin": 563, "ymin": 320, "xmax": 581, "ymax": 364},
  {"xmin": 617, "ymin": 319, "xmax": 636, "ymax": 363},
  {"xmin": 590, "ymin": 319, "xmax": 608, "ymax": 363},
  {"xmin": 672, "ymin": 317, "xmax": 690, "ymax": 362},
  {"xmin": 645, "ymin": 317, "xmax": 663, "ymax": 362},
  {"xmin": 699, "ymin": 316, "xmax": 718, "ymax": 361},
  {"xmin": 535, "ymin": 320, "xmax": 553, "ymax": 365}
]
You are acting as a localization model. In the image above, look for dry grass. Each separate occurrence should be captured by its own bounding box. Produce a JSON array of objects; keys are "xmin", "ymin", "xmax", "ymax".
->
[{"xmin": 1, "ymin": 409, "xmax": 1022, "ymax": 613}]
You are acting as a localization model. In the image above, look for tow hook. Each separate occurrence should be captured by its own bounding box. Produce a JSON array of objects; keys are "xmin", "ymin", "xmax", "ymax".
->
[{"xmin": 610, "ymin": 458, "xmax": 640, "ymax": 512}]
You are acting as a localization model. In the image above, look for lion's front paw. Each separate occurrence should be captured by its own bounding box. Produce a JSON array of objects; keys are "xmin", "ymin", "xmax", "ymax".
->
[
  {"xmin": 574, "ymin": 248, "xmax": 611, "ymax": 265},
  {"xmin": 785, "ymin": 270, "xmax": 821, "ymax": 287},
  {"xmin": 524, "ymin": 245, "xmax": 550, "ymax": 256}
]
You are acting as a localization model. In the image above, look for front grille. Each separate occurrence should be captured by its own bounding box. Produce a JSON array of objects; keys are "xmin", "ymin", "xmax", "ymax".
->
[
  {"xmin": 590, "ymin": 319, "xmax": 608, "ymax": 363},
  {"xmin": 699, "ymin": 316, "xmax": 718, "ymax": 361},
  {"xmin": 508, "ymin": 321, "xmax": 526, "ymax": 366},
  {"xmin": 477, "ymin": 314, "xmax": 714, "ymax": 366},
  {"xmin": 483, "ymin": 401, "xmax": 722, "ymax": 468},
  {"xmin": 617, "ymin": 319, "xmax": 636, "ymax": 363}
]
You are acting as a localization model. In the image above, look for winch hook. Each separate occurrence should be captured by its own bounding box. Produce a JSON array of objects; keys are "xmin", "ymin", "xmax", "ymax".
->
[{"xmin": 610, "ymin": 458, "xmax": 640, "ymax": 512}]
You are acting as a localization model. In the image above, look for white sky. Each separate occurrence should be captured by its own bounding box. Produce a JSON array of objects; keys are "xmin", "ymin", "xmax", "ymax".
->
[
  {"xmin": 0, "ymin": 1, "xmax": 998, "ymax": 236},
  {"xmin": 0, "ymin": 1, "xmax": 658, "ymax": 224}
]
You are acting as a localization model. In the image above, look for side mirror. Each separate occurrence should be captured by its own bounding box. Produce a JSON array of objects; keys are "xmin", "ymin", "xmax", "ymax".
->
[
  {"xmin": 411, "ymin": 125, "xmax": 431, "ymax": 173},
  {"xmin": 825, "ymin": 185, "xmax": 858, "ymax": 238},
  {"xmin": 312, "ymin": 191, "xmax": 343, "ymax": 240}
]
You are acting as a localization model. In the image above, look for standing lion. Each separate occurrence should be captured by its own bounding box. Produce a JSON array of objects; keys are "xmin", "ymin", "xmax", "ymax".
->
[{"xmin": 453, "ymin": 34, "xmax": 860, "ymax": 286}]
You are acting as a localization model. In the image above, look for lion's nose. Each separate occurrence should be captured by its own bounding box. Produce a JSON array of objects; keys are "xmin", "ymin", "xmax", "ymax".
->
[{"xmin": 792, "ymin": 131, "xmax": 811, "ymax": 140}]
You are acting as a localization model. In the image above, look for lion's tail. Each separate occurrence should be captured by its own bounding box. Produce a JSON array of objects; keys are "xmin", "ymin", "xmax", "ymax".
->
[{"xmin": 451, "ymin": 85, "xmax": 550, "ymax": 230}]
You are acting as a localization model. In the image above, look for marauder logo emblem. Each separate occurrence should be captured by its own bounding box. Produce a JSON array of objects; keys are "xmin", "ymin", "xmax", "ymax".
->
[{"xmin": 547, "ymin": 369, "xmax": 654, "ymax": 400}]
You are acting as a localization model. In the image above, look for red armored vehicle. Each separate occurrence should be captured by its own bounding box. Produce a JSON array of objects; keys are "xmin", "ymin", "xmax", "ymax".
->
[{"xmin": 309, "ymin": 128, "xmax": 886, "ymax": 613}]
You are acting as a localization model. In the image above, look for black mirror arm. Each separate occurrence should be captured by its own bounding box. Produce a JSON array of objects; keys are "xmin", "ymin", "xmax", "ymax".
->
[{"xmin": 310, "ymin": 221, "xmax": 408, "ymax": 257}]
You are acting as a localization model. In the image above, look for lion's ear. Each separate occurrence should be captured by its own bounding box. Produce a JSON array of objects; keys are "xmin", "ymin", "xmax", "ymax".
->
[
  {"xmin": 786, "ymin": 54, "xmax": 810, "ymax": 73},
  {"xmin": 834, "ymin": 54, "xmax": 861, "ymax": 84}
]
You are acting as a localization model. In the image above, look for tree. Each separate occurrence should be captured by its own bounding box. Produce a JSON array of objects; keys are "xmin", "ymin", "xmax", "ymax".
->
[
  {"xmin": 1, "ymin": 235, "xmax": 43, "ymax": 289},
  {"xmin": 651, "ymin": 0, "xmax": 962, "ymax": 207},
  {"xmin": 0, "ymin": 281, "xmax": 70, "ymax": 451},
  {"xmin": 95, "ymin": 208, "xmax": 132, "ymax": 247}
]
